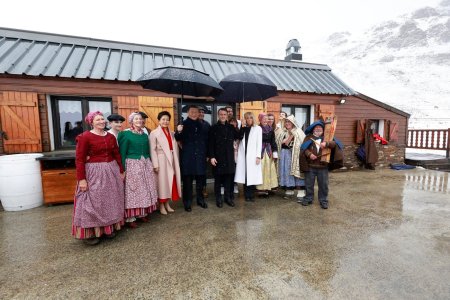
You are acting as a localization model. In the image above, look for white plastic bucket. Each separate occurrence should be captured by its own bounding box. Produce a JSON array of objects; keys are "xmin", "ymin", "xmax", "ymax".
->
[{"xmin": 0, "ymin": 153, "xmax": 44, "ymax": 211}]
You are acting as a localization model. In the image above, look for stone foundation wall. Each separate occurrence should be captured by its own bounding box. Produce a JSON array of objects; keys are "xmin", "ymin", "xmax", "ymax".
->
[{"xmin": 341, "ymin": 143, "xmax": 406, "ymax": 171}]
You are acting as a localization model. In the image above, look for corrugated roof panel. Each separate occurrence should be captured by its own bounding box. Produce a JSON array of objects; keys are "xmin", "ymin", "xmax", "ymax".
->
[
  {"xmin": 210, "ymin": 60, "xmax": 225, "ymax": 80},
  {"xmin": 273, "ymin": 66, "xmax": 299, "ymax": 91},
  {"xmin": 43, "ymin": 44, "xmax": 72, "ymax": 76},
  {"xmin": 57, "ymin": 45, "xmax": 84, "ymax": 77},
  {"xmin": 89, "ymin": 48, "xmax": 110, "ymax": 79},
  {"xmin": 103, "ymin": 49, "xmax": 121, "ymax": 80},
  {"xmin": 313, "ymin": 69, "xmax": 338, "ymax": 94},
  {"xmin": 117, "ymin": 51, "xmax": 132, "ymax": 80},
  {"xmin": 276, "ymin": 66, "xmax": 302, "ymax": 91},
  {"xmin": 265, "ymin": 65, "xmax": 291, "ymax": 91},
  {"xmin": 0, "ymin": 39, "xmax": 23, "ymax": 71},
  {"xmin": 173, "ymin": 55, "xmax": 183, "ymax": 66},
  {"xmin": 181, "ymin": 56, "xmax": 194, "ymax": 69},
  {"xmin": 75, "ymin": 47, "xmax": 99, "ymax": 78},
  {"xmin": 143, "ymin": 53, "xmax": 154, "ymax": 75},
  {"xmin": 257, "ymin": 65, "xmax": 283, "ymax": 89},
  {"xmin": 0, "ymin": 38, "xmax": 19, "ymax": 64},
  {"xmin": 28, "ymin": 43, "xmax": 61, "ymax": 76},
  {"xmin": 0, "ymin": 28, "xmax": 356, "ymax": 95},
  {"xmin": 316, "ymin": 70, "xmax": 344, "ymax": 94},
  {"xmin": 309, "ymin": 69, "xmax": 337, "ymax": 94},
  {"xmin": 8, "ymin": 41, "xmax": 44, "ymax": 74},
  {"xmin": 201, "ymin": 59, "xmax": 217, "ymax": 80},
  {"xmin": 291, "ymin": 68, "xmax": 317, "ymax": 93},
  {"xmin": 283, "ymin": 67, "xmax": 309, "ymax": 92},
  {"xmin": 131, "ymin": 52, "xmax": 143, "ymax": 81},
  {"xmin": 5, "ymin": 40, "xmax": 34, "ymax": 73},
  {"xmin": 192, "ymin": 57, "xmax": 205, "ymax": 73},
  {"xmin": 154, "ymin": 53, "xmax": 164, "ymax": 68}
]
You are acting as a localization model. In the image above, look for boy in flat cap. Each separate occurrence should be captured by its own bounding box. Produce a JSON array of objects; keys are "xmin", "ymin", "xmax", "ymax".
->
[
  {"xmin": 107, "ymin": 114, "xmax": 125, "ymax": 140},
  {"xmin": 138, "ymin": 111, "xmax": 151, "ymax": 135}
]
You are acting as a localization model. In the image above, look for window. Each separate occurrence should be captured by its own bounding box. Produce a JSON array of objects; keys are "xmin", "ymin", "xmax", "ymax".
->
[
  {"xmin": 281, "ymin": 105, "xmax": 311, "ymax": 132},
  {"xmin": 51, "ymin": 96, "xmax": 112, "ymax": 149},
  {"xmin": 369, "ymin": 119, "xmax": 385, "ymax": 137}
]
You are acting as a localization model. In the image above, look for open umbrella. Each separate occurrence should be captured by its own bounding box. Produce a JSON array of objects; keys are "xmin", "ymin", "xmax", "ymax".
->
[
  {"xmin": 216, "ymin": 72, "xmax": 278, "ymax": 103},
  {"xmin": 136, "ymin": 65, "xmax": 223, "ymax": 122}
]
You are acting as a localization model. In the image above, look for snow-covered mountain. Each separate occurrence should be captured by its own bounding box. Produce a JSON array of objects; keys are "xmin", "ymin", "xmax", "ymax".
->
[{"xmin": 305, "ymin": 0, "xmax": 450, "ymax": 129}]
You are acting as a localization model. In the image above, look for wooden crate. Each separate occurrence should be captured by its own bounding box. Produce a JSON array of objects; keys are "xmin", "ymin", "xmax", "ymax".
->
[{"xmin": 41, "ymin": 169, "xmax": 76, "ymax": 205}]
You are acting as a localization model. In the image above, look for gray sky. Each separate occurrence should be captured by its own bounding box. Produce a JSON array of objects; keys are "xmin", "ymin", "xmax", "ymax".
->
[{"xmin": 1, "ymin": 0, "xmax": 442, "ymax": 60}]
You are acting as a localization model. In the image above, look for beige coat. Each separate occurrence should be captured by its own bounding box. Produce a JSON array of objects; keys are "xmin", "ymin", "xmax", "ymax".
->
[{"xmin": 150, "ymin": 126, "xmax": 182, "ymax": 200}]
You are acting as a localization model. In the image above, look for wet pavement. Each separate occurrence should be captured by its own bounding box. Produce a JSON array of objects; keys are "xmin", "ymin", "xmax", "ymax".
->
[{"xmin": 0, "ymin": 168, "xmax": 449, "ymax": 299}]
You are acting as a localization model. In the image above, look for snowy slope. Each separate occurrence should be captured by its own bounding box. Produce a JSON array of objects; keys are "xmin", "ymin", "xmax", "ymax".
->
[{"xmin": 305, "ymin": 1, "xmax": 450, "ymax": 129}]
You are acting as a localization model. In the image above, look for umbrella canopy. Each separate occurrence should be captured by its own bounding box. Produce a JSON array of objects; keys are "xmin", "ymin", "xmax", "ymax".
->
[
  {"xmin": 136, "ymin": 65, "xmax": 223, "ymax": 98},
  {"xmin": 216, "ymin": 72, "xmax": 278, "ymax": 103}
]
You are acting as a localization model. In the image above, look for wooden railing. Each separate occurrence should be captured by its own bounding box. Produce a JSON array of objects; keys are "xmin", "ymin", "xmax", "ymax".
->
[{"xmin": 407, "ymin": 129, "xmax": 450, "ymax": 158}]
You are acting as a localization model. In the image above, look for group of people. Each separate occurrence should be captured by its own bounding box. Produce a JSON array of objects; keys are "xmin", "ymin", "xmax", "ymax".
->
[{"xmin": 73, "ymin": 105, "xmax": 343, "ymax": 245}]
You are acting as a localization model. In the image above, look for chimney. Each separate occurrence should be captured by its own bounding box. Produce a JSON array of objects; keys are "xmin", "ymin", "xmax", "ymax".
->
[{"xmin": 284, "ymin": 39, "xmax": 302, "ymax": 61}]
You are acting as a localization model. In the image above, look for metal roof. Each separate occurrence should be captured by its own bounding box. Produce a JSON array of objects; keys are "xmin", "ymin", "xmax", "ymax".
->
[{"xmin": 0, "ymin": 27, "xmax": 355, "ymax": 95}]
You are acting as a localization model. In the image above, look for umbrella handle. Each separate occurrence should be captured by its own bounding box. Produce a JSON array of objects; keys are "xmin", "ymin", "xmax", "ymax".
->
[{"xmin": 179, "ymin": 91, "xmax": 184, "ymax": 125}]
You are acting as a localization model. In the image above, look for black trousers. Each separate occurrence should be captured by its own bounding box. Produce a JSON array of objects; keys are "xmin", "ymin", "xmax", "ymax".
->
[
  {"xmin": 182, "ymin": 175, "xmax": 205, "ymax": 208},
  {"xmin": 229, "ymin": 173, "xmax": 236, "ymax": 200},
  {"xmin": 243, "ymin": 184, "xmax": 256, "ymax": 199},
  {"xmin": 214, "ymin": 173, "xmax": 233, "ymax": 204}
]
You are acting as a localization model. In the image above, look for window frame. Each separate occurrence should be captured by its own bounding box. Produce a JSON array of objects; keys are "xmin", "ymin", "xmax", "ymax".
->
[
  {"xmin": 281, "ymin": 104, "xmax": 311, "ymax": 132},
  {"xmin": 50, "ymin": 96, "xmax": 112, "ymax": 150}
]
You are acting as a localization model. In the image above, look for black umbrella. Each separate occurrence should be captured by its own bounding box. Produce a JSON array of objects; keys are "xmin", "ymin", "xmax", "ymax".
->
[
  {"xmin": 216, "ymin": 72, "xmax": 278, "ymax": 103},
  {"xmin": 136, "ymin": 65, "xmax": 223, "ymax": 122}
]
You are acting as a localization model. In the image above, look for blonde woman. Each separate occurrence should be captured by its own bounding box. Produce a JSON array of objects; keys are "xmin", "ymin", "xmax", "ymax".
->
[{"xmin": 234, "ymin": 112, "xmax": 262, "ymax": 202}]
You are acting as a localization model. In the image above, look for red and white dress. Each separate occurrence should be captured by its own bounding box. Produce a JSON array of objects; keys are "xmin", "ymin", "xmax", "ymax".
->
[{"xmin": 72, "ymin": 131, "xmax": 125, "ymax": 239}]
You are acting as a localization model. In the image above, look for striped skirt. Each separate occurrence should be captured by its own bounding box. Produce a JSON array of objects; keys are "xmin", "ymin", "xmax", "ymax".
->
[
  {"xmin": 124, "ymin": 157, "xmax": 158, "ymax": 219},
  {"xmin": 278, "ymin": 148, "xmax": 305, "ymax": 188},
  {"xmin": 72, "ymin": 161, "xmax": 125, "ymax": 239}
]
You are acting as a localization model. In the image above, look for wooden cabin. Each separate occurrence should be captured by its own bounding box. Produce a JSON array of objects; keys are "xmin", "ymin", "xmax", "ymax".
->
[{"xmin": 0, "ymin": 28, "xmax": 409, "ymax": 203}]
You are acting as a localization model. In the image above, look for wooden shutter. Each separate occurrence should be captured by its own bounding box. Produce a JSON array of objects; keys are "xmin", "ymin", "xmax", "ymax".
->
[
  {"xmin": 0, "ymin": 91, "xmax": 42, "ymax": 153},
  {"xmin": 139, "ymin": 96, "xmax": 175, "ymax": 131},
  {"xmin": 239, "ymin": 101, "xmax": 266, "ymax": 120},
  {"xmin": 356, "ymin": 119, "xmax": 365, "ymax": 144},
  {"xmin": 388, "ymin": 121, "xmax": 399, "ymax": 143},
  {"xmin": 266, "ymin": 102, "xmax": 281, "ymax": 121},
  {"xmin": 117, "ymin": 96, "xmax": 139, "ymax": 129}
]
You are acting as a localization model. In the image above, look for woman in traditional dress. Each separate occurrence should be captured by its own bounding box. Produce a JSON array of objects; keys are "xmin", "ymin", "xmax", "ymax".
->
[
  {"xmin": 73, "ymin": 111, "xmax": 125, "ymax": 245},
  {"xmin": 118, "ymin": 112, "xmax": 158, "ymax": 228},
  {"xmin": 267, "ymin": 113, "xmax": 277, "ymax": 132},
  {"xmin": 256, "ymin": 113, "xmax": 278, "ymax": 196},
  {"xmin": 276, "ymin": 115, "xmax": 306, "ymax": 199},
  {"xmin": 234, "ymin": 112, "xmax": 262, "ymax": 202},
  {"xmin": 150, "ymin": 111, "xmax": 181, "ymax": 215}
]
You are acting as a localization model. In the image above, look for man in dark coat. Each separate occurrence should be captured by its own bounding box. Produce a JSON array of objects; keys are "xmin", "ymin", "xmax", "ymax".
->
[
  {"xmin": 175, "ymin": 105, "xmax": 208, "ymax": 212},
  {"xmin": 209, "ymin": 108, "xmax": 239, "ymax": 208},
  {"xmin": 299, "ymin": 121, "xmax": 344, "ymax": 209},
  {"xmin": 198, "ymin": 106, "xmax": 211, "ymax": 198}
]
